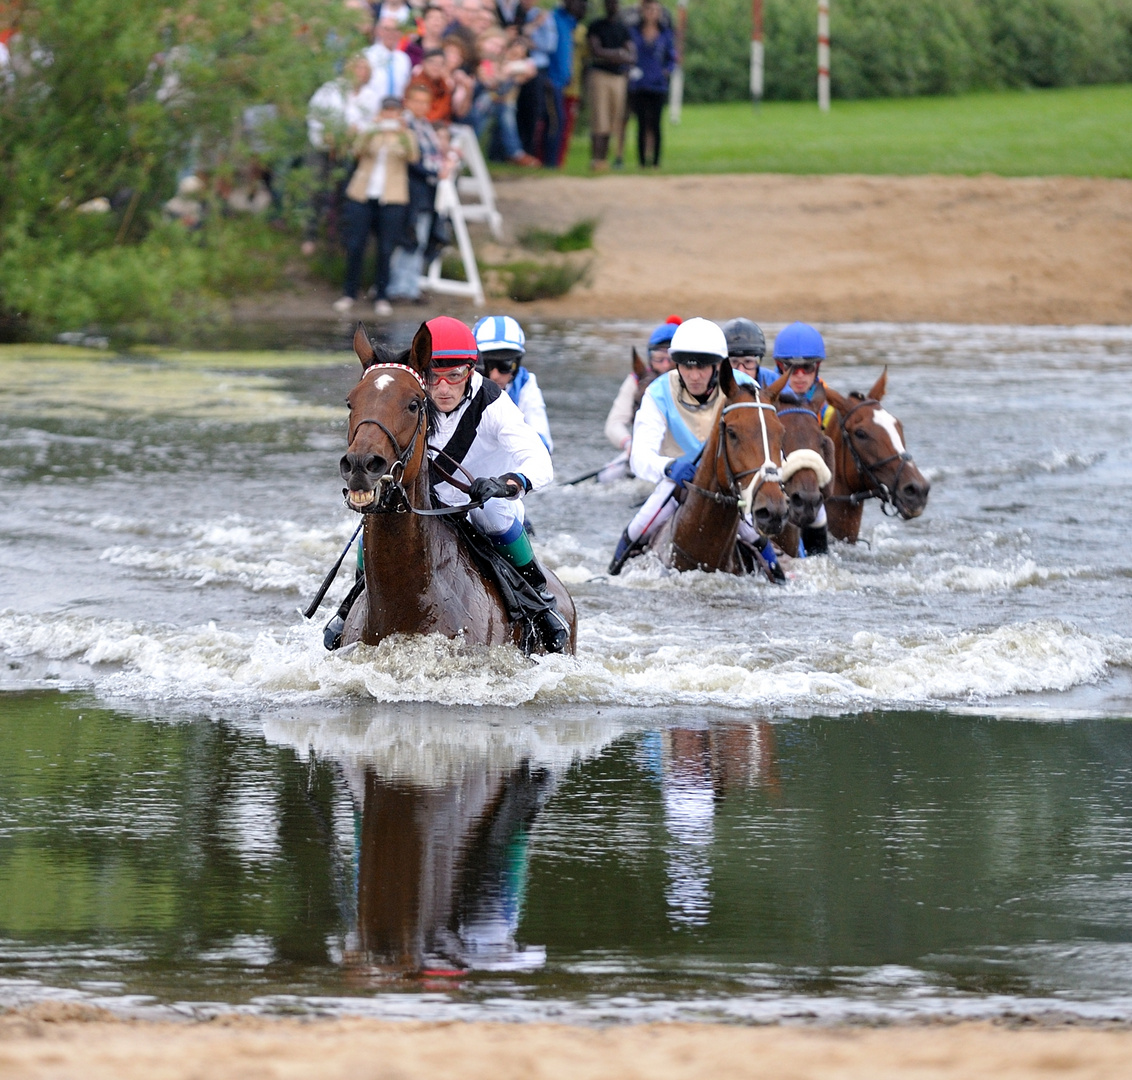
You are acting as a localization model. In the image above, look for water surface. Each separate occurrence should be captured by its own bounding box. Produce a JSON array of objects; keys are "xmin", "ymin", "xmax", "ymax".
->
[{"xmin": 1, "ymin": 321, "xmax": 1131, "ymax": 1021}]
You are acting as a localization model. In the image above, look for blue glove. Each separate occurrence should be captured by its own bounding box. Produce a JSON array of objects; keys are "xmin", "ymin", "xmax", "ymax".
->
[{"xmin": 664, "ymin": 457, "xmax": 698, "ymax": 488}]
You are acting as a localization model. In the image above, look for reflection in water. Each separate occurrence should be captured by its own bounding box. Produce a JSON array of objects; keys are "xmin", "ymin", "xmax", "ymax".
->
[
  {"xmin": 652, "ymin": 724, "xmax": 779, "ymax": 928},
  {"xmin": 348, "ymin": 762, "xmax": 551, "ymax": 973}
]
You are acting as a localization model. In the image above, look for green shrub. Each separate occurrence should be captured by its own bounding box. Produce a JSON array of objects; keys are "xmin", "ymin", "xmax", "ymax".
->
[
  {"xmin": 681, "ymin": 0, "xmax": 1132, "ymax": 101},
  {"xmin": 518, "ymin": 218, "xmax": 597, "ymax": 253},
  {"xmin": 501, "ymin": 260, "xmax": 590, "ymax": 302}
]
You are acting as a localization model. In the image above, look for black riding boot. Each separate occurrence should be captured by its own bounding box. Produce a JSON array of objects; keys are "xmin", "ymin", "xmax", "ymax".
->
[
  {"xmin": 323, "ymin": 571, "xmax": 364, "ymax": 651},
  {"xmin": 801, "ymin": 524, "xmax": 829, "ymax": 556},
  {"xmin": 608, "ymin": 529, "xmax": 644, "ymax": 576},
  {"xmin": 517, "ymin": 560, "xmax": 570, "ymax": 653}
]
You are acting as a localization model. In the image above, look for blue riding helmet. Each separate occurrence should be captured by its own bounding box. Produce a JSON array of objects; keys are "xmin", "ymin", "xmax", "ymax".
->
[
  {"xmin": 773, "ymin": 322, "xmax": 825, "ymax": 361},
  {"xmin": 648, "ymin": 322, "xmax": 679, "ymax": 350}
]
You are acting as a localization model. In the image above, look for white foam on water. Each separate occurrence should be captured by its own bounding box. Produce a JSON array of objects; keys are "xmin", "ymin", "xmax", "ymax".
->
[{"xmin": 1, "ymin": 609, "xmax": 1127, "ymax": 714}]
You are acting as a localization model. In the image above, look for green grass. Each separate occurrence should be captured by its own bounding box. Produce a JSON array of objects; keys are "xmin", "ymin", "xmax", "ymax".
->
[
  {"xmin": 519, "ymin": 218, "xmax": 598, "ymax": 253},
  {"xmin": 558, "ymin": 83, "xmax": 1132, "ymax": 177}
]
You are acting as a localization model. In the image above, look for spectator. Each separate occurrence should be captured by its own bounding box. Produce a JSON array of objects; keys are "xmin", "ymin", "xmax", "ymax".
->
[
  {"xmin": 472, "ymin": 31, "xmax": 540, "ymax": 166},
  {"xmin": 546, "ymin": 0, "xmax": 587, "ymax": 167},
  {"xmin": 515, "ymin": 0, "xmax": 557, "ymax": 158},
  {"xmin": 388, "ymin": 82, "xmax": 445, "ymax": 303},
  {"xmin": 303, "ymin": 53, "xmax": 378, "ymax": 256},
  {"xmin": 365, "ymin": 13, "xmax": 413, "ymax": 101},
  {"xmin": 586, "ymin": 0, "xmax": 634, "ymax": 171},
  {"xmin": 374, "ymin": 0, "xmax": 414, "ymax": 26},
  {"xmin": 414, "ymin": 47, "xmax": 455, "ymax": 122},
  {"xmin": 627, "ymin": 0, "xmax": 675, "ymax": 167},
  {"xmin": 441, "ymin": 39, "xmax": 477, "ymax": 117},
  {"xmin": 405, "ymin": 5, "xmax": 448, "ymax": 66},
  {"xmin": 333, "ymin": 95, "xmax": 420, "ymax": 318}
]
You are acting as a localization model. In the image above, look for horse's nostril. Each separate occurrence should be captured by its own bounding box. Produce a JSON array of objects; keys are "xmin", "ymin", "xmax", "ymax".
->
[{"xmin": 339, "ymin": 456, "xmax": 352, "ymax": 480}]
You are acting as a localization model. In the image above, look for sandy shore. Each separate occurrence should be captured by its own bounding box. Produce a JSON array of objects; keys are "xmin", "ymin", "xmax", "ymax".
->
[
  {"xmin": 3, "ymin": 1008, "xmax": 1132, "ymax": 1079},
  {"xmin": 238, "ymin": 173, "xmax": 1132, "ymax": 327}
]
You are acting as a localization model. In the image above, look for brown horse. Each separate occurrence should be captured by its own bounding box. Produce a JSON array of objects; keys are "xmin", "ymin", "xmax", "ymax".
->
[
  {"xmin": 772, "ymin": 400, "xmax": 835, "ymax": 557},
  {"xmin": 338, "ymin": 323, "xmax": 577, "ymax": 653},
  {"xmin": 823, "ymin": 370, "xmax": 931, "ymax": 543},
  {"xmin": 651, "ymin": 364, "xmax": 791, "ymax": 574}
]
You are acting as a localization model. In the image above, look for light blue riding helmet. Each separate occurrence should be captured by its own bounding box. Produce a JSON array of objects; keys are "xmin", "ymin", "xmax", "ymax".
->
[
  {"xmin": 473, "ymin": 315, "xmax": 526, "ymax": 355},
  {"xmin": 773, "ymin": 321, "xmax": 826, "ymax": 362}
]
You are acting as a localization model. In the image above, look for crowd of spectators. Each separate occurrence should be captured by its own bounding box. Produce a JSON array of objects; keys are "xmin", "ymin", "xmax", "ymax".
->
[{"xmin": 306, "ymin": 0, "xmax": 679, "ymax": 313}]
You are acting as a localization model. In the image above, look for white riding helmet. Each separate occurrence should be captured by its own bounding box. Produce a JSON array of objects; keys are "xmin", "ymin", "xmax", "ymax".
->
[
  {"xmin": 473, "ymin": 315, "xmax": 526, "ymax": 355},
  {"xmin": 668, "ymin": 317, "xmax": 728, "ymax": 367}
]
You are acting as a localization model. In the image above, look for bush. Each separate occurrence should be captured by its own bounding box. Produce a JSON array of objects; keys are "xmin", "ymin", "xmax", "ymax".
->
[
  {"xmin": 518, "ymin": 218, "xmax": 597, "ymax": 253},
  {"xmin": 0, "ymin": 0, "xmax": 353, "ymax": 334},
  {"xmin": 500, "ymin": 260, "xmax": 591, "ymax": 302},
  {"xmin": 681, "ymin": 0, "xmax": 1132, "ymax": 101}
]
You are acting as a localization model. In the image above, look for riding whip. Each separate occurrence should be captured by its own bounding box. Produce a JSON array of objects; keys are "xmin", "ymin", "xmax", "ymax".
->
[{"xmin": 303, "ymin": 520, "xmax": 364, "ymax": 620}]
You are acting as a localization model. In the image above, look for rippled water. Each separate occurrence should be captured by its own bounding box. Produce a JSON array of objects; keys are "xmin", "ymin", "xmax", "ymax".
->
[{"xmin": 1, "ymin": 321, "xmax": 1131, "ymax": 1022}]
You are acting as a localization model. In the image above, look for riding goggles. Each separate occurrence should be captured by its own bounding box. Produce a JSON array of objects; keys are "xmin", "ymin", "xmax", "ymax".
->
[
  {"xmin": 426, "ymin": 363, "xmax": 475, "ymax": 386},
  {"xmin": 484, "ymin": 350, "xmax": 522, "ymax": 375},
  {"xmin": 672, "ymin": 352, "xmax": 722, "ymax": 370},
  {"xmin": 778, "ymin": 360, "xmax": 820, "ymax": 374}
]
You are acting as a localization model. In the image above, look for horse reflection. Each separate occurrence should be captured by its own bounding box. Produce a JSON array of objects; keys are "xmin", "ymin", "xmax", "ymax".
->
[{"xmin": 349, "ymin": 760, "xmax": 553, "ymax": 974}]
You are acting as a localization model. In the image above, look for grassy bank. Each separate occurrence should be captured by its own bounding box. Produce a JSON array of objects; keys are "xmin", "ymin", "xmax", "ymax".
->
[{"xmin": 560, "ymin": 83, "xmax": 1132, "ymax": 177}]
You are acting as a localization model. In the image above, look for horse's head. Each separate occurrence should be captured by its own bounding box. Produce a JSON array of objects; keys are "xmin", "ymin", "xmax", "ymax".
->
[
  {"xmin": 632, "ymin": 346, "xmax": 660, "ymax": 411},
  {"xmin": 769, "ymin": 380, "xmax": 835, "ymax": 529},
  {"xmin": 715, "ymin": 361, "xmax": 790, "ymax": 536},
  {"xmin": 824, "ymin": 369, "xmax": 930, "ymax": 520},
  {"xmin": 340, "ymin": 322, "xmax": 433, "ymax": 513}
]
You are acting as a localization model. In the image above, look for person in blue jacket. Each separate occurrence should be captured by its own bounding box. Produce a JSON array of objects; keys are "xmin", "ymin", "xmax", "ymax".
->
[{"xmin": 627, "ymin": 0, "xmax": 676, "ymax": 167}]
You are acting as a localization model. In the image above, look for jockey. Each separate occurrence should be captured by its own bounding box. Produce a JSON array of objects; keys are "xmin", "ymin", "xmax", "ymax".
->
[
  {"xmin": 608, "ymin": 318, "xmax": 780, "ymax": 577},
  {"xmin": 427, "ymin": 316, "xmax": 569, "ymax": 651},
  {"xmin": 472, "ymin": 315, "xmax": 554, "ymax": 454},
  {"xmin": 772, "ymin": 321, "xmax": 832, "ymax": 556},
  {"xmin": 604, "ymin": 316, "xmax": 681, "ymax": 455},
  {"xmin": 722, "ymin": 317, "xmax": 779, "ymax": 388}
]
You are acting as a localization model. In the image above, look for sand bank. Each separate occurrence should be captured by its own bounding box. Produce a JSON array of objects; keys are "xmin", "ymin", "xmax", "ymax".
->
[{"xmin": 2, "ymin": 1009, "xmax": 1131, "ymax": 1080}]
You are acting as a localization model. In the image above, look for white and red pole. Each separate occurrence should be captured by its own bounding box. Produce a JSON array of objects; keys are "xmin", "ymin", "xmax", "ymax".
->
[
  {"xmin": 750, "ymin": 0, "xmax": 763, "ymax": 104},
  {"xmin": 669, "ymin": 0, "xmax": 688, "ymax": 124},
  {"xmin": 817, "ymin": 0, "xmax": 830, "ymax": 111}
]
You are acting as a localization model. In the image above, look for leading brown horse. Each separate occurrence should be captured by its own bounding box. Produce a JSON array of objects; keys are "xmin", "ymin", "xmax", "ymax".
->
[
  {"xmin": 823, "ymin": 370, "xmax": 931, "ymax": 543},
  {"xmin": 337, "ymin": 323, "xmax": 577, "ymax": 653},
  {"xmin": 650, "ymin": 364, "xmax": 791, "ymax": 574}
]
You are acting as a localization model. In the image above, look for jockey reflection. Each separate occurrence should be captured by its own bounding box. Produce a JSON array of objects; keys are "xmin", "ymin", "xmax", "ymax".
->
[{"xmin": 641, "ymin": 722, "xmax": 780, "ymax": 929}]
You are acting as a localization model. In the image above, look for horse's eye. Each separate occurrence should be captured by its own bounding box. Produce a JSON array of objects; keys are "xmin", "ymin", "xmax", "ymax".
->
[
  {"xmin": 854, "ymin": 428, "xmax": 869, "ymax": 440},
  {"xmin": 407, "ymin": 399, "xmax": 419, "ymax": 414},
  {"xmin": 727, "ymin": 428, "xmax": 739, "ymax": 442}
]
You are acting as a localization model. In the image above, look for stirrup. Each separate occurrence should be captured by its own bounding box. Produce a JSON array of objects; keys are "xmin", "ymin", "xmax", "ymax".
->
[
  {"xmin": 534, "ymin": 605, "xmax": 570, "ymax": 653},
  {"xmin": 608, "ymin": 530, "xmax": 645, "ymax": 576}
]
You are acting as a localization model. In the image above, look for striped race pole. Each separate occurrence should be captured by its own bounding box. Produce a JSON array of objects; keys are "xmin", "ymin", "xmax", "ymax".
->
[
  {"xmin": 750, "ymin": 0, "xmax": 764, "ymax": 104},
  {"xmin": 817, "ymin": 0, "xmax": 830, "ymax": 111}
]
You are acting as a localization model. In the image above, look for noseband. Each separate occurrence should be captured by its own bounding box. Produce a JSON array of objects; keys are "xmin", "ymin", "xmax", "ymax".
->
[
  {"xmin": 832, "ymin": 397, "xmax": 917, "ymax": 517},
  {"xmin": 775, "ymin": 406, "xmax": 833, "ymax": 487}
]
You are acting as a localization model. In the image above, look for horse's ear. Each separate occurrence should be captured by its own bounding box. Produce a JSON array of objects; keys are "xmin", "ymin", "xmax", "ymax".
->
[
  {"xmin": 408, "ymin": 321, "xmax": 433, "ymax": 375},
  {"xmin": 765, "ymin": 368, "xmax": 790, "ymax": 405},
  {"xmin": 823, "ymin": 383, "xmax": 851, "ymax": 415},
  {"xmin": 868, "ymin": 366, "xmax": 888, "ymax": 402},
  {"xmin": 718, "ymin": 357, "xmax": 736, "ymax": 397},
  {"xmin": 632, "ymin": 347, "xmax": 646, "ymax": 379},
  {"xmin": 354, "ymin": 323, "xmax": 377, "ymax": 369}
]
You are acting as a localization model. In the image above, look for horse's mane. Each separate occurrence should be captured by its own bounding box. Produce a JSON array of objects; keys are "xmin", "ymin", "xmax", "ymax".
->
[{"xmin": 363, "ymin": 340, "xmax": 440, "ymax": 432}]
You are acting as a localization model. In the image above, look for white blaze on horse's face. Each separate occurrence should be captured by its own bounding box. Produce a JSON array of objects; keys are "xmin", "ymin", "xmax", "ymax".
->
[
  {"xmin": 873, "ymin": 408, "xmax": 906, "ymax": 455},
  {"xmin": 372, "ymin": 373, "xmax": 395, "ymax": 392}
]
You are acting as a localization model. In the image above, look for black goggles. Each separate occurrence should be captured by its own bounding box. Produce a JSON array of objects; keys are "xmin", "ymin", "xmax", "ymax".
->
[{"xmin": 483, "ymin": 350, "xmax": 522, "ymax": 374}]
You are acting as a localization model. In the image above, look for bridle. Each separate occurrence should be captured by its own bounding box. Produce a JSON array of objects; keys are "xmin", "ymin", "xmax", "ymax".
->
[
  {"xmin": 775, "ymin": 406, "xmax": 833, "ymax": 487},
  {"xmin": 829, "ymin": 396, "xmax": 917, "ymax": 517},
  {"xmin": 344, "ymin": 364, "xmax": 487, "ymax": 518},
  {"xmin": 684, "ymin": 392, "xmax": 786, "ymax": 521}
]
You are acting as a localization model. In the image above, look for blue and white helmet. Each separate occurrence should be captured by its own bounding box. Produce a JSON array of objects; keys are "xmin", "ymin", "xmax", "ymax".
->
[{"xmin": 473, "ymin": 315, "xmax": 526, "ymax": 355}]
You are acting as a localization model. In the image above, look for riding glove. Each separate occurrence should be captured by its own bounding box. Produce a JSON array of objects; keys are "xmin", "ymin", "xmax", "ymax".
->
[
  {"xmin": 664, "ymin": 457, "xmax": 698, "ymax": 488},
  {"xmin": 469, "ymin": 474, "xmax": 524, "ymax": 502}
]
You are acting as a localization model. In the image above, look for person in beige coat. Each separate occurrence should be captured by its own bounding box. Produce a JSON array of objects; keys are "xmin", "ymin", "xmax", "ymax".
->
[{"xmin": 333, "ymin": 96, "xmax": 420, "ymax": 317}]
